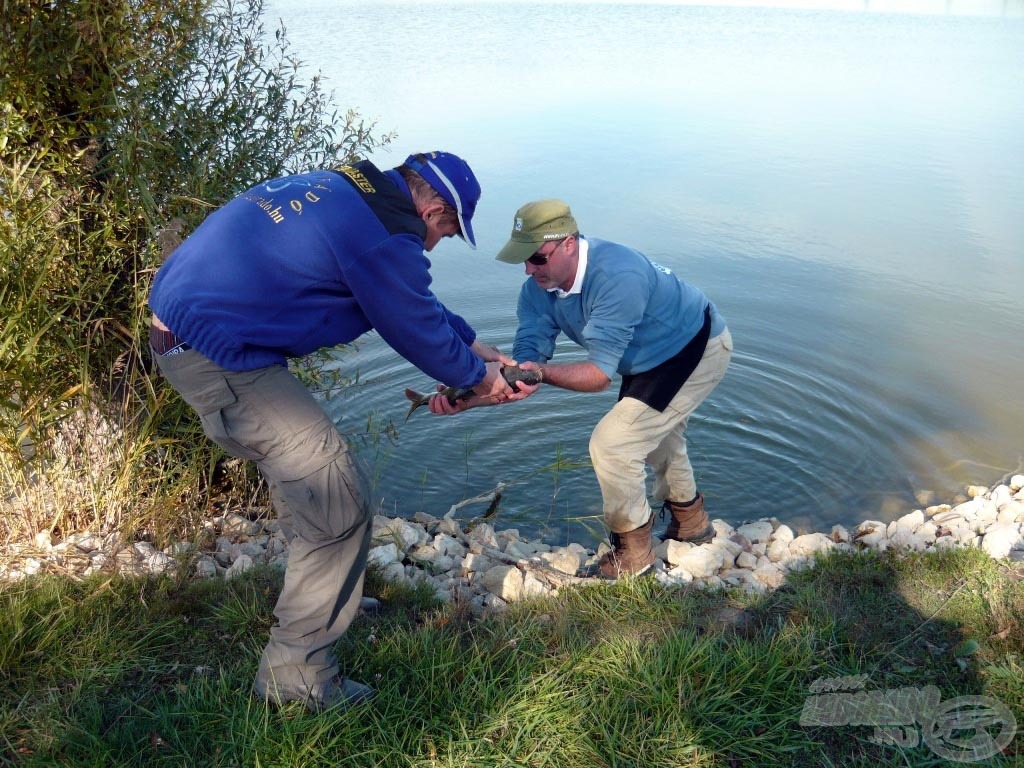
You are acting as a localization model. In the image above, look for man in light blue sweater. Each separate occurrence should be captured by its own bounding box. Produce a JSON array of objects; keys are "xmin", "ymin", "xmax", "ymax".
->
[{"xmin": 429, "ymin": 199, "xmax": 732, "ymax": 578}]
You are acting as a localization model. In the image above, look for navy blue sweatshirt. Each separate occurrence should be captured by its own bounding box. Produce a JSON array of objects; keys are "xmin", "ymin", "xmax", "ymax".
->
[{"xmin": 149, "ymin": 162, "xmax": 485, "ymax": 388}]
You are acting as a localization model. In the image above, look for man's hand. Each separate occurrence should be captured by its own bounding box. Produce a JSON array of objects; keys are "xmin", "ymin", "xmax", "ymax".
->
[
  {"xmin": 471, "ymin": 339, "xmax": 517, "ymax": 366},
  {"xmin": 428, "ymin": 361, "xmax": 542, "ymax": 416},
  {"xmin": 472, "ymin": 360, "xmax": 515, "ymax": 402},
  {"xmin": 507, "ymin": 361, "xmax": 542, "ymax": 401},
  {"xmin": 427, "ymin": 385, "xmax": 475, "ymax": 415}
]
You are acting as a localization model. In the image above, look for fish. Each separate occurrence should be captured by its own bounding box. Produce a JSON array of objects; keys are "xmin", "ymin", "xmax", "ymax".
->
[{"xmin": 404, "ymin": 365, "xmax": 543, "ymax": 421}]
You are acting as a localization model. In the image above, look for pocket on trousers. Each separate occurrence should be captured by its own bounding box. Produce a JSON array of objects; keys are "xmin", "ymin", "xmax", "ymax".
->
[
  {"xmin": 276, "ymin": 452, "xmax": 369, "ymax": 543},
  {"xmin": 194, "ymin": 377, "xmax": 270, "ymax": 463}
]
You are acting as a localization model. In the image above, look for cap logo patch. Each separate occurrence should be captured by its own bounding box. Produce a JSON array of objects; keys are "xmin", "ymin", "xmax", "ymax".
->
[{"xmin": 514, "ymin": 217, "xmax": 524, "ymax": 232}]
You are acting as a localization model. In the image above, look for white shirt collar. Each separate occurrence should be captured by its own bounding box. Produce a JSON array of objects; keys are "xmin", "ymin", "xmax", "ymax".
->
[{"xmin": 549, "ymin": 237, "xmax": 588, "ymax": 298}]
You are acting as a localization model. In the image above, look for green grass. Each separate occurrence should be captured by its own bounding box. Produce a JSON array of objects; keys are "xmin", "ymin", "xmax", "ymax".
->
[{"xmin": 1, "ymin": 548, "xmax": 1020, "ymax": 767}]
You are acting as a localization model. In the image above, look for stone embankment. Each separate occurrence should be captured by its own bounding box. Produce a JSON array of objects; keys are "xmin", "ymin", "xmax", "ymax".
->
[{"xmin": 4, "ymin": 475, "xmax": 1024, "ymax": 615}]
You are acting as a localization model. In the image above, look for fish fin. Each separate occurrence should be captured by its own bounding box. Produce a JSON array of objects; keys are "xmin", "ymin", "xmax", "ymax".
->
[{"xmin": 404, "ymin": 388, "xmax": 427, "ymax": 421}]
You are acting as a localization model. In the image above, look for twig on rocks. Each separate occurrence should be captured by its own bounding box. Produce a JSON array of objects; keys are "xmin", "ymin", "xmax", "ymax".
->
[{"xmin": 445, "ymin": 482, "xmax": 510, "ymax": 519}]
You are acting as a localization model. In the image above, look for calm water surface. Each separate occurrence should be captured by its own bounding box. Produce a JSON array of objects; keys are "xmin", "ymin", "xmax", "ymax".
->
[{"xmin": 265, "ymin": 1, "xmax": 1024, "ymax": 545}]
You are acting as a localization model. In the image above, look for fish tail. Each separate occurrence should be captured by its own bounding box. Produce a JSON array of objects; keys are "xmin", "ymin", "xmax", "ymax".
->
[{"xmin": 404, "ymin": 388, "xmax": 428, "ymax": 421}]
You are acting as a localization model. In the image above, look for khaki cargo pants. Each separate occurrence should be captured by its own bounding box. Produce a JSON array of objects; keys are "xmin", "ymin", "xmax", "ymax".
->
[
  {"xmin": 590, "ymin": 328, "xmax": 733, "ymax": 533},
  {"xmin": 153, "ymin": 347, "xmax": 371, "ymax": 702}
]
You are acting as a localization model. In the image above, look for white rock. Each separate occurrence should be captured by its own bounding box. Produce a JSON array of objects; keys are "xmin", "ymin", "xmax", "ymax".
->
[
  {"xmin": 950, "ymin": 527, "xmax": 980, "ymax": 547},
  {"xmin": 522, "ymin": 574, "xmax": 549, "ymax": 599},
  {"xmin": 766, "ymin": 539, "xmax": 791, "ymax": 563},
  {"xmin": 132, "ymin": 541, "xmax": 157, "ymax": 558},
  {"xmin": 657, "ymin": 567, "xmax": 694, "ymax": 586},
  {"xmin": 916, "ymin": 521, "xmax": 938, "ymax": 545},
  {"xmin": 974, "ymin": 501, "xmax": 1000, "ymax": 531},
  {"xmin": 268, "ymin": 537, "xmax": 287, "ymax": 557},
  {"xmin": 997, "ymin": 501, "xmax": 1024, "ymax": 523},
  {"xmin": 538, "ymin": 549, "xmax": 581, "ymax": 575},
  {"xmin": 728, "ymin": 532, "xmax": 753, "ymax": 552},
  {"xmin": 147, "ymin": 552, "xmax": 174, "ymax": 574},
  {"xmin": 225, "ymin": 554, "xmax": 254, "ymax": 580},
  {"xmin": 466, "ymin": 523, "xmax": 499, "ymax": 549},
  {"xmin": 888, "ymin": 529, "xmax": 927, "ymax": 552},
  {"xmin": 659, "ymin": 539, "xmax": 694, "ymax": 567},
  {"xmin": 434, "ymin": 534, "xmax": 467, "ymax": 559},
  {"xmin": 990, "ymin": 485, "xmax": 1013, "ymax": 507},
  {"xmin": 461, "ymin": 552, "xmax": 496, "ymax": 574},
  {"xmin": 1009, "ymin": 474, "xmax": 1024, "ymax": 492},
  {"xmin": 711, "ymin": 520, "xmax": 735, "ymax": 538},
  {"xmin": 736, "ymin": 551, "xmax": 758, "ymax": 569},
  {"xmin": 34, "ymin": 532, "xmax": 53, "ymax": 549},
  {"xmin": 896, "ymin": 510, "xmax": 925, "ymax": 531},
  {"xmin": 855, "ymin": 521, "xmax": 888, "ymax": 549},
  {"xmin": 981, "ymin": 523, "xmax": 1024, "ymax": 559},
  {"xmin": 721, "ymin": 568, "xmax": 757, "ymax": 585},
  {"xmin": 506, "ymin": 541, "xmax": 540, "ymax": 559},
  {"xmin": 89, "ymin": 551, "xmax": 111, "ymax": 570},
  {"xmin": 830, "ymin": 525, "xmax": 851, "ymax": 544},
  {"xmin": 711, "ymin": 536, "xmax": 743, "ymax": 561},
  {"xmin": 374, "ymin": 519, "xmax": 427, "ymax": 550},
  {"xmin": 753, "ymin": 563, "xmax": 786, "ymax": 589},
  {"xmin": 367, "ymin": 543, "xmax": 400, "ymax": 567},
  {"xmin": 966, "ymin": 485, "xmax": 989, "ymax": 498},
  {"xmin": 381, "ymin": 561, "xmax": 405, "ymax": 583},
  {"xmin": 436, "ymin": 517, "xmax": 462, "ymax": 536},
  {"xmin": 736, "ymin": 521, "xmax": 773, "ymax": 544},
  {"xmin": 481, "ymin": 565, "xmax": 525, "ymax": 602},
  {"xmin": 221, "ymin": 513, "xmax": 262, "ymax": 536},
  {"xmin": 238, "ymin": 541, "xmax": 265, "ymax": 559},
  {"xmin": 771, "ymin": 525, "xmax": 795, "ymax": 545},
  {"xmin": 63, "ymin": 532, "xmax": 99, "ymax": 552},
  {"xmin": 672, "ymin": 547, "xmax": 723, "ymax": 579},
  {"xmin": 790, "ymin": 533, "xmax": 833, "ymax": 557}
]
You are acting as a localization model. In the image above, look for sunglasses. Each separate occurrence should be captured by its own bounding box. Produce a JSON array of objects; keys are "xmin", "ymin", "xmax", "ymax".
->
[{"xmin": 527, "ymin": 237, "xmax": 566, "ymax": 266}]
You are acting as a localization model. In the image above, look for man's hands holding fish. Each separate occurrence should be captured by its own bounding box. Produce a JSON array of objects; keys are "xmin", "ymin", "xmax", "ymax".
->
[{"xmin": 427, "ymin": 360, "xmax": 543, "ymax": 415}]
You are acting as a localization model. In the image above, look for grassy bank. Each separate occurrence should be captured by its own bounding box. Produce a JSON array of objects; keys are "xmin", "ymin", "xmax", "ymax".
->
[{"xmin": 1, "ymin": 546, "xmax": 1020, "ymax": 767}]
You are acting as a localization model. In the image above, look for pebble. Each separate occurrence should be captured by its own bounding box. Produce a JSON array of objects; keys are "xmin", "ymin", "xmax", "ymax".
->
[{"xmin": 3, "ymin": 480, "xmax": 1024, "ymax": 614}]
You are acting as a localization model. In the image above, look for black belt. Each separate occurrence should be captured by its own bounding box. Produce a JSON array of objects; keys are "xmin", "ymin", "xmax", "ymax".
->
[{"xmin": 149, "ymin": 324, "xmax": 191, "ymax": 356}]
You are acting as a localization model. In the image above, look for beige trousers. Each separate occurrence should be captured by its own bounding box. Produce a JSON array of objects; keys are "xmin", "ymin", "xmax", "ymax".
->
[{"xmin": 589, "ymin": 329, "xmax": 733, "ymax": 532}]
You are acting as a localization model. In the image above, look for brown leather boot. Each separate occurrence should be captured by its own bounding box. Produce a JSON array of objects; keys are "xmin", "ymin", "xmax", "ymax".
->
[
  {"xmin": 660, "ymin": 493, "xmax": 716, "ymax": 544},
  {"xmin": 594, "ymin": 513, "xmax": 656, "ymax": 579}
]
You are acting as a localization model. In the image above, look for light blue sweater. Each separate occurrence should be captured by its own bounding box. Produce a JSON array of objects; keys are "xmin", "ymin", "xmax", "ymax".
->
[{"xmin": 512, "ymin": 237, "xmax": 725, "ymax": 378}]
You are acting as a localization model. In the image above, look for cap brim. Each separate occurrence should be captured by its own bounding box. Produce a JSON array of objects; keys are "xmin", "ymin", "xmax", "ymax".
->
[
  {"xmin": 495, "ymin": 238, "xmax": 539, "ymax": 264},
  {"xmin": 459, "ymin": 214, "xmax": 476, "ymax": 249}
]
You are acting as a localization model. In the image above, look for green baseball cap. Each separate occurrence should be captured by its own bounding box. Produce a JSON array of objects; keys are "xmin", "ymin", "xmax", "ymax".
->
[{"xmin": 495, "ymin": 199, "xmax": 578, "ymax": 264}]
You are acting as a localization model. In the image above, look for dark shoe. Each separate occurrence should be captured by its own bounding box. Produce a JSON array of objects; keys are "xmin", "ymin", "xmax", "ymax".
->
[
  {"xmin": 253, "ymin": 673, "xmax": 375, "ymax": 712},
  {"xmin": 583, "ymin": 513, "xmax": 656, "ymax": 580},
  {"xmin": 660, "ymin": 493, "xmax": 716, "ymax": 544},
  {"xmin": 358, "ymin": 596, "xmax": 382, "ymax": 615}
]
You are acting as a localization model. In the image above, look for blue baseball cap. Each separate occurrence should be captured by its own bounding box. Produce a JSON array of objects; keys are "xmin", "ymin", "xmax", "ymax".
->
[{"xmin": 404, "ymin": 151, "xmax": 481, "ymax": 248}]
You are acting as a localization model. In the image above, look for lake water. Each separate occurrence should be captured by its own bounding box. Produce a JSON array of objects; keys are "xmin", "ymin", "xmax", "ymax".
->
[{"xmin": 264, "ymin": 0, "xmax": 1024, "ymax": 546}]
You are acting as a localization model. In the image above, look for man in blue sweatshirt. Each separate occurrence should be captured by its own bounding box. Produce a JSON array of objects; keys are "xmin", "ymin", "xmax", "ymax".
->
[
  {"xmin": 148, "ymin": 151, "xmax": 516, "ymax": 711},
  {"xmin": 429, "ymin": 199, "xmax": 732, "ymax": 579}
]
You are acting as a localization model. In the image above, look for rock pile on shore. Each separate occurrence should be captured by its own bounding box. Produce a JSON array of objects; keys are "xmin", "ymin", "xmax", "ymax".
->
[{"xmin": 4, "ymin": 476, "xmax": 1023, "ymax": 615}]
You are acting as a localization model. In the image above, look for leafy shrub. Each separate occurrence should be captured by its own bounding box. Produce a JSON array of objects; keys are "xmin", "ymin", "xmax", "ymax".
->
[{"xmin": 0, "ymin": 0, "xmax": 392, "ymax": 544}]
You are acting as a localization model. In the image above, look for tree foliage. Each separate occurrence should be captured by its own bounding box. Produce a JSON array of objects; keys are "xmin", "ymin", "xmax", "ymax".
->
[{"xmin": 0, "ymin": 0, "xmax": 392, "ymax": 541}]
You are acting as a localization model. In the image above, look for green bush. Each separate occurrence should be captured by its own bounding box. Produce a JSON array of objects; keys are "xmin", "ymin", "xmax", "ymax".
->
[{"xmin": 0, "ymin": 0, "xmax": 392, "ymax": 544}]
